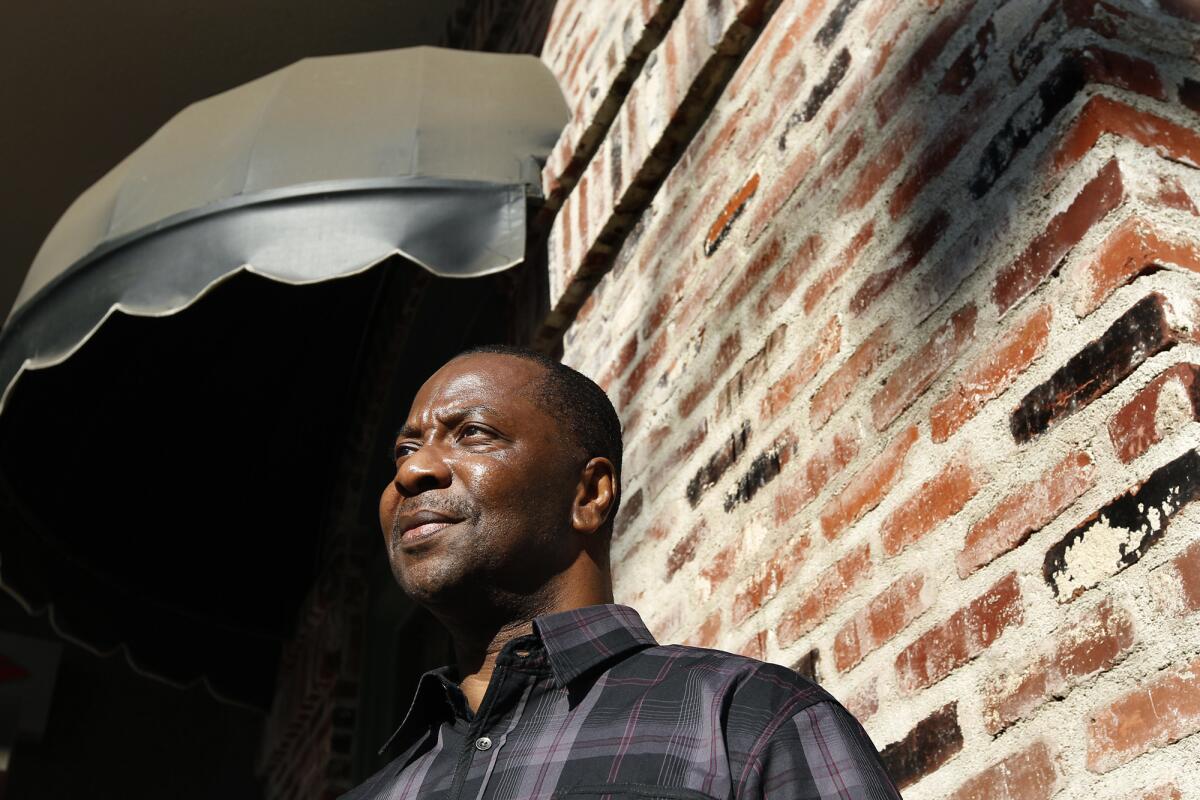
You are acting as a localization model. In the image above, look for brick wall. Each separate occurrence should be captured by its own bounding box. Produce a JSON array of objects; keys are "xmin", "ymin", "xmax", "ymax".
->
[{"xmin": 540, "ymin": 0, "xmax": 1200, "ymax": 796}]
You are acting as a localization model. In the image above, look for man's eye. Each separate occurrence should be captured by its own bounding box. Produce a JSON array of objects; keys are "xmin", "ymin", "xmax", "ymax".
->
[
  {"xmin": 461, "ymin": 424, "xmax": 489, "ymax": 438},
  {"xmin": 392, "ymin": 443, "xmax": 418, "ymax": 461}
]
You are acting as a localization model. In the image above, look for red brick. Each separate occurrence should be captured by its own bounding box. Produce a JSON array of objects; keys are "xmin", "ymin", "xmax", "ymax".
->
[
  {"xmin": 1148, "ymin": 174, "xmax": 1198, "ymax": 214},
  {"xmin": 1054, "ymin": 96, "xmax": 1200, "ymax": 173},
  {"xmin": 687, "ymin": 611, "xmax": 724, "ymax": 649},
  {"xmin": 839, "ymin": 120, "xmax": 920, "ymax": 213},
  {"xmin": 948, "ymin": 740, "xmax": 1059, "ymax": 800},
  {"xmin": 811, "ymin": 320, "xmax": 893, "ymax": 430},
  {"xmin": 748, "ymin": 147, "xmax": 816, "ymax": 244},
  {"xmin": 1076, "ymin": 216, "xmax": 1200, "ymax": 317},
  {"xmin": 620, "ymin": 330, "xmax": 669, "ymax": 409},
  {"xmin": 931, "ymin": 304, "xmax": 1053, "ymax": 443},
  {"xmin": 665, "ymin": 518, "xmax": 708, "ymax": 578},
  {"xmin": 881, "ymin": 458, "xmax": 981, "ymax": 557},
  {"xmin": 994, "ymin": 158, "xmax": 1124, "ymax": 315},
  {"xmin": 844, "ymin": 678, "xmax": 879, "ymax": 721},
  {"xmin": 1108, "ymin": 363, "xmax": 1200, "ymax": 463},
  {"xmin": 983, "ymin": 597, "xmax": 1134, "ymax": 734},
  {"xmin": 874, "ymin": 0, "xmax": 976, "ymax": 125},
  {"xmin": 819, "ymin": 425, "xmax": 919, "ymax": 541},
  {"xmin": 732, "ymin": 533, "xmax": 812, "ymax": 625},
  {"xmin": 720, "ymin": 235, "xmax": 785, "ymax": 315},
  {"xmin": 1078, "ymin": 45, "xmax": 1167, "ymax": 101},
  {"xmin": 737, "ymin": 629, "xmax": 768, "ymax": 661},
  {"xmin": 679, "ymin": 330, "xmax": 743, "ymax": 418},
  {"xmin": 804, "ymin": 220, "xmax": 875, "ymax": 316},
  {"xmin": 597, "ymin": 331, "xmax": 640, "ymax": 392},
  {"xmin": 778, "ymin": 542, "xmax": 874, "ymax": 647},
  {"xmin": 833, "ymin": 571, "xmax": 933, "ymax": 673},
  {"xmin": 773, "ymin": 425, "xmax": 860, "ymax": 524},
  {"xmin": 895, "ymin": 572, "xmax": 1023, "ymax": 693},
  {"xmin": 715, "ymin": 324, "xmax": 787, "ymax": 419},
  {"xmin": 811, "ymin": 129, "xmax": 865, "ymax": 197},
  {"xmin": 705, "ymin": 173, "xmax": 760, "ymax": 256},
  {"xmin": 959, "ymin": 451, "xmax": 1095, "ymax": 577},
  {"xmin": 761, "ymin": 315, "xmax": 841, "ymax": 419},
  {"xmin": 756, "ymin": 234, "xmax": 824, "ymax": 317},
  {"xmin": 1151, "ymin": 538, "xmax": 1200, "ymax": 616},
  {"xmin": 872, "ymin": 303, "xmax": 977, "ymax": 431},
  {"xmin": 850, "ymin": 209, "xmax": 949, "ymax": 315},
  {"xmin": 1087, "ymin": 656, "xmax": 1200, "ymax": 773},
  {"xmin": 700, "ymin": 536, "xmax": 740, "ymax": 594},
  {"xmin": 1131, "ymin": 785, "xmax": 1182, "ymax": 800}
]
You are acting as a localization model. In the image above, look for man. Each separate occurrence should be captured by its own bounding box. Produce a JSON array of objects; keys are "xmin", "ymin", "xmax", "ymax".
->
[{"xmin": 343, "ymin": 345, "xmax": 901, "ymax": 799}]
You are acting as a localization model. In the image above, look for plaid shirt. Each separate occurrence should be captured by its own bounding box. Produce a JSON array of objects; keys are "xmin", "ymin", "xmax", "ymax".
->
[{"xmin": 342, "ymin": 604, "xmax": 901, "ymax": 799}]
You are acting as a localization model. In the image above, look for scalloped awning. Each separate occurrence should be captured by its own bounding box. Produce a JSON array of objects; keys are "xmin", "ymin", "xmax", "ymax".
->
[{"xmin": 0, "ymin": 46, "xmax": 566, "ymax": 706}]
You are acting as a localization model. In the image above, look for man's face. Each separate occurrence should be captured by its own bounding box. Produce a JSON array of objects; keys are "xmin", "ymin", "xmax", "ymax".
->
[{"xmin": 379, "ymin": 353, "xmax": 583, "ymax": 608}]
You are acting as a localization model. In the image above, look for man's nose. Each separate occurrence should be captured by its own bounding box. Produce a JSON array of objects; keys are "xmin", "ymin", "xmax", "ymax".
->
[{"xmin": 394, "ymin": 444, "xmax": 452, "ymax": 496}]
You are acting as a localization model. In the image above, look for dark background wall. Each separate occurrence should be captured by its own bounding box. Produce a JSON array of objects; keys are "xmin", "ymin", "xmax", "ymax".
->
[{"xmin": 1, "ymin": 590, "xmax": 262, "ymax": 800}]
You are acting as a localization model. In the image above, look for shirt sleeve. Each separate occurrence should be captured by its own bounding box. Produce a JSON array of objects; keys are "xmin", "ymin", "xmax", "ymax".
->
[{"xmin": 745, "ymin": 700, "xmax": 902, "ymax": 800}]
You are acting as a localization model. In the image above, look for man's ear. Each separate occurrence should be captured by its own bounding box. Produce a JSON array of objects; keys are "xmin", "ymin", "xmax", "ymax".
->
[{"xmin": 571, "ymin": 457, "xmax": 617, "ymax": 535}]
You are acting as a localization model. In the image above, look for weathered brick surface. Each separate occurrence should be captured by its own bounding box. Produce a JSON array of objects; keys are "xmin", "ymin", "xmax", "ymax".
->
[
  {"xmin": 959, "ymin": 450, "xmax": 1095, "ymax": 577},
  {"xmin": 880, "ymin": 458, "xmax": 981, "ymax": 557},
  {"xmin": 982, "ymin": 597, "xmax": 1135, "ymax": 734},
  {"xmin": 931, "ymin": 304, "xmax": 1052, "ymax": 443},
  {"xmin": 1107, "ymin": 363, "xmax": 1200, "ymax": 463},
  {"xmin": 1087, "ymin": 656, "xmax": 1200, "ymax": 773},
  {"xmin": 533, "ymin": 0, "xmax": 1200, "ymax": 794},
  {"xmin": 895, "ymin": 573, "xmax": 1023, "ymax": 693},
  {"xmin": 1045, "ymin": 449, "xmax": 1200, "ymax": 602},
  {"xmin": 819, "ymin": 425, "xmax": 919, "ymax": 541},
  {"xmin": 948, "ymin": 740, "xmax": 1059, "ymax": 800},
  {"xmin": 833, "ymin": 570, "xmax": 933, "ymax": 672},
  {"xmin": 993, "ymin": 159, "xmax": 1124, "ymax": 316},
  {"xmin": 778, "ymin": 541, "xmax": 874, "ymax": 646}
]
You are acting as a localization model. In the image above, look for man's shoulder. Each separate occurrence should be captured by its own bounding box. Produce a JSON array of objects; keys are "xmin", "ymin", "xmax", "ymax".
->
[{"xmin": 618, "ymin": 642, "xmax": 837, "ymax": 713}]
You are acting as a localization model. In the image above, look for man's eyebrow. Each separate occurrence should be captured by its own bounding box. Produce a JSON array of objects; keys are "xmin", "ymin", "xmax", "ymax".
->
[{"xmin": 394, "ymin": 406, "xmax": 503, "ymax": 440}]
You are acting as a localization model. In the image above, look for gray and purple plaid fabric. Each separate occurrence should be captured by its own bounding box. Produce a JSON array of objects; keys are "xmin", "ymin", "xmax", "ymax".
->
[{"xmin": 342, "ymin": 604, "xmax": 901, "ymax": 799}]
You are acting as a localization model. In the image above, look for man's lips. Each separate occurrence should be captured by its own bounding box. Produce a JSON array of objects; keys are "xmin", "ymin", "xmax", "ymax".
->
[{"xmin": 394, "ymin": 510, "xmax": 465, "ymax": 544}]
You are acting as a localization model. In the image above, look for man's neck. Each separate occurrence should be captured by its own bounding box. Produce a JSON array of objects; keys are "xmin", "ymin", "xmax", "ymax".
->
[{"xmin": 437, "ymin": 580, "xmax": 614, "ymax": 711}]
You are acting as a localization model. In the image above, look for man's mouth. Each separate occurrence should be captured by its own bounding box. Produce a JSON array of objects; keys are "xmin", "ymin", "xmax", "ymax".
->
[{"xmin": 394, "ymin": 510, "xmax": 465, "ymax": 545}]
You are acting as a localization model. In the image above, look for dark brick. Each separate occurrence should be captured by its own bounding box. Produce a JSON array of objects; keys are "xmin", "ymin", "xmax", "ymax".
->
[
  {"xmin": 970, "ymin": 57, "xmax": 1085, "ymax": 198},
  {"xmin": 850, "ymin": 209, "xmax": 950, "ymax": 314},
  {"xmin": 723, "ymin": 435, "xmax": 789, "ymax": 512},
  {"xmin": 1011, "ymin": 294, "xmax": 1186, "ymax": 443},
  {"xmin": 614, "ymin": 487, "xmax": 644, "ymax": 540},
  {"xmin": 1182, "ymin": 78, "xmax": 1200, "ymax": 114},
  {"xmin": 940, "ymin": 20, "xmax": 995, "ymax": 96},
  {"xmin": 781, "ymin": 48, "xmax": 852, "ymax": 148},
  {"xmin": 793, "ymin": 648, "xmax": 821, "ymax": 683},
  {"xmin": 814, "ymin": 0, "xmax": 863, "ymax": 49},
  {"xmin": 1044, "ymin": 449, "xmax": 1200, "ymax": 601},
  {"xmin": 686, "ymin": 422, "xmax": 751, "ymax": 507},
  {"xmin": 880, "ymin": 702, "xmax": 964, "ymax": 790}
]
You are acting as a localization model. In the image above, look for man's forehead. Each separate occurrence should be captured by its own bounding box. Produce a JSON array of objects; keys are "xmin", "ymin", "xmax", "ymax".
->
[{"xmin": 407, "ymin": 354, "xmax": 545, "ymax": 418}]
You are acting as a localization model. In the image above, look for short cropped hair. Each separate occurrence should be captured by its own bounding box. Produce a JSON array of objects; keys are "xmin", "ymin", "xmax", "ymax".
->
[{"xmin": 455, "ymin": 344, "xmax": 623, "ymax": 525}]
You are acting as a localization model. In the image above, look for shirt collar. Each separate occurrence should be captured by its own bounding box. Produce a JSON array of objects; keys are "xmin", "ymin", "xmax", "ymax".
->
[
  {"xmin": 379, "ymin": 604, "xmax": 657, "ymax": 755},
  {"xmin": 532, "ymin": 604, "xmax": 658, "ymax": 687}
]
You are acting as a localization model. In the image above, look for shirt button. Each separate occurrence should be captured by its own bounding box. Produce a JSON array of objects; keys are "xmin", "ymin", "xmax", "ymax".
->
[{"xmin": 475, "ymin": 736, "xmax": 492, "ymax": 751}]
